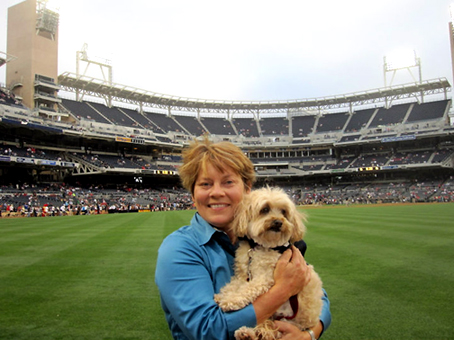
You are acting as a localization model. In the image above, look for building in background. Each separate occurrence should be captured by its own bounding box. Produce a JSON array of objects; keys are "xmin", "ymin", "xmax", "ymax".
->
[{"xmin": 6, "ymin": 0, "xmax": 61, "ymax": 117}]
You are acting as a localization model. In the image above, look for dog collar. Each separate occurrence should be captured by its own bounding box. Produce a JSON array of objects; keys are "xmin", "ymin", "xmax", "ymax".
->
[
  {"xmin": 239, "ymin": 237, "xmax": 291, "ymax": 254},
  {"xmin": 272, "ymin": 242, "xmax": 291, "ymax": 253}
]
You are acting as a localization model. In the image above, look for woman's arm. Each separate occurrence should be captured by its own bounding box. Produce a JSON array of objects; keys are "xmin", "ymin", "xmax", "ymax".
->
[
  {"xmin": 319, "ymin": 288, "xmax": 331, "ymax": 334},
  {"xmin": 252, "ymin": 245, "xmax": 311, "ymax": 324},
  {"xmin": 274, "ymin": 285, "xmax": 331, "ymax": 339},
  {"xmin": 256, "ymin": 245, "xmax": 332, "ymax": 339},
  {"xmin": 155, "ymin": 232, "xmax": 256, "ymax": 340}
]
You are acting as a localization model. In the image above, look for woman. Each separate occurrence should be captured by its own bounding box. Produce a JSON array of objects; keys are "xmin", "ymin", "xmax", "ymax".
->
[{"xmin": 155, "ymin": 138, "xmax": 331, "ymax": 340}]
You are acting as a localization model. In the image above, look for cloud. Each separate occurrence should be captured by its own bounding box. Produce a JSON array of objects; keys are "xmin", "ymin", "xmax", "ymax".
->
[{"xmin": 1, "ymin": 0, "xmax": 453, "ymax": 101}]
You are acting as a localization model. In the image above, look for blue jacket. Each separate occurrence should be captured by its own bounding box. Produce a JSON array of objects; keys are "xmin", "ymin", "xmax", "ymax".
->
[{"xmin": 155, "ymin": 213, "xmax": 331, "ymax": 340}]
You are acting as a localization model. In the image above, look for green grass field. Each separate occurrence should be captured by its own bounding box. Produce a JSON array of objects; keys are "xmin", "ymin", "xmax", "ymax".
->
[{"xmin": 1, "ymin": 203, "xmax": 453, "ymax": 340}]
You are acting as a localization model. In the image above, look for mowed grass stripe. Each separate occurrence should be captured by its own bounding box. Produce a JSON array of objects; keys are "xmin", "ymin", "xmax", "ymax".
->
[
  {"xmin": 0, "ymin": 216, "xmax": 102, "ymax": 246},
  {"xmin": 0, "ymin": 217, "xmax": 111, "ymax": 278},
  {"xmin": 0, "ymin": 214, "xmax": 149, "ymax": 278},
  {"xmin": 304, "ymin": 204, "xmax": 454, "ymax": 231},
  {"xmin": 304, "ymin": 204, "xmax": 454, "ymax": 260},
  {"xmin": 304, "ymin": 205, "xmax": 454, "ymax": 283},
  {"xmin": 0, "ymin": 213, "xmax": 171, "ymax": 340},
  {"xmin": 1, "ymin": 203, "xmax": 453, "ymax": 339},
  {"xmin": 301, "ymin": 203, "xmax": 454, "ymax": 339}
]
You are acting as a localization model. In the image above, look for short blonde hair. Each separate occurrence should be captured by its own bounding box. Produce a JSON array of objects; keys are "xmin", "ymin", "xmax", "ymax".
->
[{"xmin": 179, "ymin": 138, "xmax": 256, "ymax": 195}]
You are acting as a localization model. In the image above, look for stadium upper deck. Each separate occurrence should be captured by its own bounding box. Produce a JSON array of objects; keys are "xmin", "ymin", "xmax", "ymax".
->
[
  {"xmin": 54, "ymin": 95, "xmax": 451, "ymax": 145},
  {"xmin": 1, "ymin": 86, "xmax": 453, "ymax": 151},
  {"xmin": 58, "ymin": 72, "xmax": 451, "ymax": 114}
]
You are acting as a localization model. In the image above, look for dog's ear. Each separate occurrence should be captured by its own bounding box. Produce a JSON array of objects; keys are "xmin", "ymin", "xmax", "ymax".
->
[
  {"xmin": 231, "ymin": 194, "xmax": 252, "ymax": 240},
  {"xmin": 289, "ymin": 206, "xmax": 307, "ymax": 242}
]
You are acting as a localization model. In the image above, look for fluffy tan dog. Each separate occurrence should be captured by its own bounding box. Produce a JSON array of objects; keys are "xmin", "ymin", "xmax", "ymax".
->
[{"xmin": 214, "ymin": 187, "xmax": 323, "ymax": 340}]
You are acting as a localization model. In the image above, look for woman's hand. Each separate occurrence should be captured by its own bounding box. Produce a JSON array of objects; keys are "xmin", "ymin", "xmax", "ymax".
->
[
  {"xmin": 252, "ymin": 246, "xmax": 313, "ymax": 324},
  {"xmin": 274, "ymin": 320, "xmax": 309, "ymax": 340},
  {"xmin": 273, "ymin": 245, "xmax": 311, "ymax": 298},
  {"xmin": 275, "ymin": 320, "xmax": 324, "ymax": 340}
]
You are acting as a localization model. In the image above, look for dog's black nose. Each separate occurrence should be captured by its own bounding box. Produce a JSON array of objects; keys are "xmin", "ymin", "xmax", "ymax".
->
[{"xmin": 270, "ymin": 220, "xmax": 282, "ymax": 232}]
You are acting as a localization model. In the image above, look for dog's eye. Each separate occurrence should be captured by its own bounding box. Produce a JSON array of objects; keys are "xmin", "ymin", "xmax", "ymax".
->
[
  {"xmin": 260, "ymin": 206, "xmax": 270, "ymax": 214},
  {"xmin": 281, "ymin": 209, "xmax": 287, "ymax": 216}
]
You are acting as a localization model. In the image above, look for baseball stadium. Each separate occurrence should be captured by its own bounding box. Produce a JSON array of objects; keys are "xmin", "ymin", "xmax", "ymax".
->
[{"xmin": 1, "ymin": 1, "xmax": 453, "ymax": 339}]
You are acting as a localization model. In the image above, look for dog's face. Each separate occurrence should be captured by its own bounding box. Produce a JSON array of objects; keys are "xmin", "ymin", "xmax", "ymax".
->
[{"xmin": 231, "ymin": 187, "xmax": 306, "ymax": 248}]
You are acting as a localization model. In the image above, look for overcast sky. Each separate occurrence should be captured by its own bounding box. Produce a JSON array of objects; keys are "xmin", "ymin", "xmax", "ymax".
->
[{"xmin": 1, "ymin": 0, "xmax": 453, "ymax": 101}]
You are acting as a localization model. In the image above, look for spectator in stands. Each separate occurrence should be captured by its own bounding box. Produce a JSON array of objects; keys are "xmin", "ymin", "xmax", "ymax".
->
[{"xmin": 155, "ymin": 138, "xmax": 331, "ymax": 340}]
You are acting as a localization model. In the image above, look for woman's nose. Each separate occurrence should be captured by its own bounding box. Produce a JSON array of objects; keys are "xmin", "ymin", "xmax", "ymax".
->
[{"xmin": 210, "ymin": 182, "xmax": 225, "ymax": 196}]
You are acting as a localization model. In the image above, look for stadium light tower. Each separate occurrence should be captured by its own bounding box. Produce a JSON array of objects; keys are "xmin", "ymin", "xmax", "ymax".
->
[
  {"xmin": 383, "ymin": 49, "xmax": 422, "ymax": 87},
  {"xmin": 35, "ymin": 0, "xmax": 60, "ymax": 41},
  {"xmin": 76, "ymin": 43, "xmax": 112, "ymax": 84},
  {"xmin": 448, "ymin": 4, "xmax": 454, "ymax": 125},
  {"xmin": 449, "ymin": 4, "xmax": 454, "ymax": 87},
  {"xmin": 75, "ymin": 43, "xmax": 113, "ymax": 104}
]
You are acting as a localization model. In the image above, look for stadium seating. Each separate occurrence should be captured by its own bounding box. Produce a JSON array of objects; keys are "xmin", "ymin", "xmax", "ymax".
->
[
  {"xmin": 259, "ymin": 116, "xmax": 289, "ymax": 136},
  {"xmin": 200, "ymin": 117, "xmax": 236, "ymax": 135},
  {"xmin": 232, "ymin": 117, "xmax": 260, "ymax": 137},
  {"xmin": 344, "ymin": 108, "xmax": 376, "ymax": 133},
  {"xmin": 406, "ymin": 100, "xmax": 449, "ymax": 122},
  {"xmin": 118, "ymin": 107, "xmax": 154, "ymax": 129},
  {"xmin": 1, "ymin": 84, "xmax": 454, "ymax": 215},
  {"xmin": 89, "ymin": 102, "xmax": 137, "ymax": 127},
  {"xmin": 53, "ymin": 97, "xmax": 450, "ymax": 148},
  {"xmin": 61, "ymin": 99, "xmax": 111, "ymax": 124},
  {"xmin": 316, "ymin": 112, "xmax": 349, "ymax": 133},
  {"xmin": 144, "ymin": 111, "xmax": 182, "ymax": 133},
  {"xmin": 369, "ymin": 103, "xmax": 411, "ymax": 127},
  {"xmin": 173, "ymin": 114, "xmax": 206, "ymax": 136},
  {"xmin": 0, "ymin": 88, "xmax": 23, "ymax": 106},
  {"xmin": 292, "ymin": 115, "xmax": 316, "ymax": 137}
]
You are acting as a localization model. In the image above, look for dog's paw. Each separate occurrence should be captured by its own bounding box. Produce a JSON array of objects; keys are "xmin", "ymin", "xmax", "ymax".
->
[
  {"xmin": 218, "ymin": 299, "xmax": 243, "ymax": 311},
  {"xmin": 214, "ymin": 293, "xmax": 226, "ymax": 306},
  {"xmin": 215, "ymin": 292, "xmax": 251, "ymax": 311},
  {"xmin": 234, "ymin": 326, "xmax": 256, "ymax": 340},
  {"xmin": 223, "ymin": 295, "xmax": 252, "ymax": 311},
  {"xmin": 214, "ymin": 293, "xmax": 236, "ymax": 311}
]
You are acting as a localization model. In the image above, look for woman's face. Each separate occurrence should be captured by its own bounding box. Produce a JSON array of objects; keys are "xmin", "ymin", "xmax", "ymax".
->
[{"xmin": 192, "ymin": 162, "xmax": 249, "ymax": 232}]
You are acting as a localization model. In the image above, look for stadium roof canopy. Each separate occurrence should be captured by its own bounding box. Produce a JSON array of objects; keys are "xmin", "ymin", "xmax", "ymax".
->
[{"xmin": 58, "ymin": 72, "xmax": 451, "ymax": 114}]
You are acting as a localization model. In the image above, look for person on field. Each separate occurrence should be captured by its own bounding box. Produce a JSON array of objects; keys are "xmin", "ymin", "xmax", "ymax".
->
[{"xmin": 155, "ymin": 138, "xmax": 331, "ymax": 340}]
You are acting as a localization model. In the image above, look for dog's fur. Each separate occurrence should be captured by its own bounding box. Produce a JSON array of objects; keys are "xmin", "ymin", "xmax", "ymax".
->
[{"xmin": 214, "ymin": 187, "xmax": 323, "ymax": 340}]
